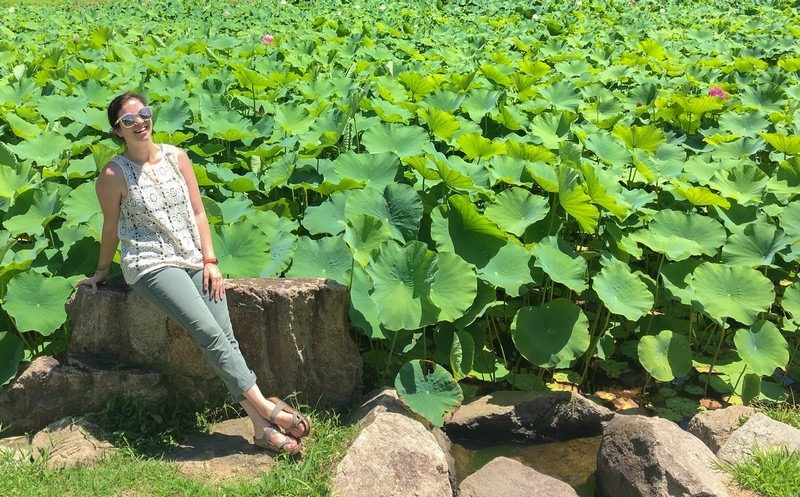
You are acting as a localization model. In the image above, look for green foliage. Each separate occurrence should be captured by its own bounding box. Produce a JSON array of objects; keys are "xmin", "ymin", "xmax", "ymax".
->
[
  {"xmin": 1, "ymin": 0, "xmax": 799, "ymax": 426},
  {"xmin": 718, "ymin": 448, "xmax": 800, "ymax": 497}
]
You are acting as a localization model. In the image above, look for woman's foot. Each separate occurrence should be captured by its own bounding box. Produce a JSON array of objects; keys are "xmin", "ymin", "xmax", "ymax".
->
[
  {"xmin": 265, "ymin": 398, "xmax": 312, "ymax": 439},
  {"xmin": 253, "ymin": 423, "xmax": 302, "ymax": 455}
]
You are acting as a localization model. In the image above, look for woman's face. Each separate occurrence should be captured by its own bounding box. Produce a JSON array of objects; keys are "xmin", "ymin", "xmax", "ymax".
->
[{"xmin": 114, "ymin": 98, "xmax": 152, "ymax": 144}]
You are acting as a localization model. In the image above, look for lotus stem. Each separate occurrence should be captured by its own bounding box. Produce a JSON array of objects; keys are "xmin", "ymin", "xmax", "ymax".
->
[
  {"xmin": 703, "ymin": 323, "xmax": 727, "ymax": 396},
  {"xmin": 382, "ymin": 330, "xmax": 401, "ymax": 381},
  {"xmin": 731, "ymin": 363, "xmax": 748, "ymax": 396},
  {"xmin": 580, "ymin": 306, "xmax": 612, "ymax": 386},
  {"xmin": 646, "ymin": 253, "xmax": 666, "ymax": 333}
]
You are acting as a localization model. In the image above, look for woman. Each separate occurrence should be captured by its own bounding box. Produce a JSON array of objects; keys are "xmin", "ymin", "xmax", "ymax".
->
[{"xmin": 77, "ymin": 92, "xmax": 309, "ymax": 455}]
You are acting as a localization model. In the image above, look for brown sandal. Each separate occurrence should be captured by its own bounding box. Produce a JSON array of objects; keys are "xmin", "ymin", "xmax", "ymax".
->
[
  {"xmin": 253, "ymin": 425, "xmax": 302, "ymax": 455},
  {"xmin": 267, "ymin": 397, "xmax": 312, "ymax": 438}
]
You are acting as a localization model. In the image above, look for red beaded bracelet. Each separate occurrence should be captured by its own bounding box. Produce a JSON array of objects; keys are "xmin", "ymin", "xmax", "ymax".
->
[{"xmin": 203, "ymin": 258, "xmax": 218, "ymax": 265}]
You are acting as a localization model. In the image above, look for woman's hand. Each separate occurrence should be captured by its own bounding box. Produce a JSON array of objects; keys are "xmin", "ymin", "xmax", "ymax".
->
[
  {"xmin": 204, "ymin": 262, "xmax": 226, "ymax": 302},
  {"xmin": 77, "ymin": 267, "xmax": 110, "ymax": 295}
]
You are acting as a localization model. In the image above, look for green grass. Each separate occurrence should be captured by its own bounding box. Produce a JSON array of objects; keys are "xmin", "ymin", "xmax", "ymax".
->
[
  {"xmin": 0, "ymin": 395, "xmax": 358, "ymax": 497},
  {"xmin": 757, "ymin": 403, "xmax": 800, "ymax": 430},
  {"xmin": 719, "ymin": 448, "xmax": 800, "ymax": 497}
]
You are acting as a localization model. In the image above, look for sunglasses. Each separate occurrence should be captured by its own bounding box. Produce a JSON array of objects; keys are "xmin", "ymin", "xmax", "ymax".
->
[{"xmin": 114, "ymin": 106, "xmax": 153, "ymax": 128}]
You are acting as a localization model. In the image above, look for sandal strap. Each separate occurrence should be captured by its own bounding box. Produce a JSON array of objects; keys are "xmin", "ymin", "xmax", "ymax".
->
[{"xmin": 267, "ymin": 399, "xmax": 290, "ymax": 424}]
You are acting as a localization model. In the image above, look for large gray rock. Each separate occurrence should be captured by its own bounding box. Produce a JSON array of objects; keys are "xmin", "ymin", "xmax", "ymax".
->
[
  {"xmin": 332, "ymin": 410, "xmax": 451, "ymax": 497},
  {"xmin": 66, "ymin": 277, "xmax": 361, "ymax": 409},
  {"xmin": 687, "ymin": 406, "xmax": 756, "ymax": 454},
  {"xmin": 445, "ymin": 390, "xmax": 613, "ymax": 443},
  {"xmin": 0, "ymin": 355, "xmax": 167, "ymax": 436},
  {"xmin": 716, "ymin": 412, "xmax": 800, "ymax": 465},
  {"xmin": 596, "ymin": 415, "xmax": 730, "ymax": 497},
  {"xmin": 458, "ymin": 456, "xmax": 578, "ymax": 497},
  {"xmin": 30, "ymin": 417, "xmax": 115, "ymax": 469}
]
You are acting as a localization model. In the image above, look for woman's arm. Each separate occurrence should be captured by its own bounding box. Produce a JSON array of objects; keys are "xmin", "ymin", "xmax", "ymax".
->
[
  {"xmin": 77, "ymin": 162, "xmax": 125, "ymax": 294},
  {"xmin": 175, "ymin": 148, "xmax": 225, "ymax": 302}
]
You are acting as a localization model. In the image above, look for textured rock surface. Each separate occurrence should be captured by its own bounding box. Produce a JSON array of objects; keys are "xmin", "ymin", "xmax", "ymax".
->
[
  {"xmin": 66, "ymin": 277, "xmax": 361, "ymax": 410},
  {"xmin": 717, "ymin": 412, "xmax": 800, "ymax": 464},
  {"xmin": 30, "ymin": 417, "xmax": 115, "ymax": 469},
  {"xmin": 0, "ymin": 355, "xmax": 166, "ymax": 437},
  {"xmin": 332, "ymin": 407, "xmax": 451, "ymax": 497},
  {"xmin": 445, "ymin": 390, "xmax": 614, "ymax": 443},
  {"xmin": 458, "ymin": 456, "xmax": 578, "ymax": 497},
  {"xmin": 596, "ymin": 415, "xmax": 730, "ymax": 497},
  {"xmin": 688, "ymin": 405, "xmax": 756, "ymax": 453},
  {"xmin": 166, "ymin": 417, "xmax": 277, "ymax": 484}
]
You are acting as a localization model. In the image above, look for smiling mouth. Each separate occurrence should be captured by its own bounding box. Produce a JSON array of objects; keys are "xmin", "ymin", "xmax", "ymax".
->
[{"xmin": 134, "ymin": 124, "xmax": 150, "ymax": 134}]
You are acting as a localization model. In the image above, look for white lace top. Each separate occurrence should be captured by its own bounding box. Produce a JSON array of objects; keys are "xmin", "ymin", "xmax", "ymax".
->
[{"xmin": 115, "ymin": 144, "xmax": 203, "ymax": 284}]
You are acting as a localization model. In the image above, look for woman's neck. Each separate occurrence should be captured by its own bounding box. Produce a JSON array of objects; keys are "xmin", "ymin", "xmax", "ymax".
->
[{"xmin": 124, "ymin": 142, "xmax": 160, "ymax": 166}]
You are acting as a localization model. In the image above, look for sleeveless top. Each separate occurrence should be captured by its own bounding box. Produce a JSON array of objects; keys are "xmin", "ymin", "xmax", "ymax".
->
[{"xmin": 114, "ymin": 144, "xmax": 204, "ymax": 284}]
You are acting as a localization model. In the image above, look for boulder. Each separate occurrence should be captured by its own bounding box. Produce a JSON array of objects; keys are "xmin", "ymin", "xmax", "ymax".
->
[
  {"xmin": 0, "ymin": 355, "xmax": 167, "ymax": 437},
  {"xmin": 458, "ymin": 456, "xmax": 578, "ymax": 497},
  {"xmin": 445, "ymin": 390, "xmax": 613, "ymax": 443},
  {"xmin": 596, "ymin": 415, "xmax": 730, "ymax": 497},
  {"xmin": 66, "ymin": 278, "xmax": 360, "ymax": 410},
  {"xmin": 716, "ymin": 412, "xmax": 800, "ymax": 465},
  {"xmin": 332, "ymin": 393, "xmax": 452, "ymax": 497},
  {"xmin": 687, "ymin": 406, "xmax": 756, "ymax": 454},
  {"xmin": 30, "ymin": 417, "xmax": 115, "ymax": 469},
  {"xmin": 166, "ymin": 417, "xmax": 277, "ymax": 484}
]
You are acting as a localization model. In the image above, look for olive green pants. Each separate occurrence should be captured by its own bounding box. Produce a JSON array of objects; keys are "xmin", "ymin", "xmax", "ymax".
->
[{"xmin": 131, "ymin": 266, "xmax": 257, "ymax": 402}]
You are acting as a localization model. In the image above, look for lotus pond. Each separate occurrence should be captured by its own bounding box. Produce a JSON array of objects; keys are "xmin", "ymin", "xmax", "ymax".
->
[{"xmin": 1, "ymin": 0, "xmax": 800, "ymax": 425}]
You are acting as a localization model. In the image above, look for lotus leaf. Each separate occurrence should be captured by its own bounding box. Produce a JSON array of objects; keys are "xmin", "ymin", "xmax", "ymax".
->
[
  {"xmin": 361, "ymin": 123, "xmax": 429, "ymax": 158},
  {"xmin": 557, "ymin": 165, "xmax": 599, "ymax": 232},
  {"xmin": 484, "ymin": 187, "xmax": 549, "ymax": 237},
  {"xmin": 638, "ymin": 330, "xmax": 692, "ymax": 382},
  {"xmin": 302, "ymin": 192, "xmax": 349, "ymax": 236},
  {"xmin": 334, "ymin": 152, "xmax": 399, "ymax": 191},
  {"xmin": 722, "ymin": 223, "xmax": 789, "ymax": 267},
  {"xmin": 531, "ymin": 112, "xmax": 572, "ymax": 150},
  {"xmin": 419, "ymin": 107, "xmax": 460, "ymax": 142},
  {"xmin": 612, "ymin": 124, "xmax": 665, "ymax": 154},
  {"xmin": 0, "ymin": 331, "xmax": 24, "ymax": 386},
  {"xmin": 512, "ymin": 299, "xmax": 590, "ymax": 369},
  {"xmin": 476, "ymin": 241, "xmax": 536, "ymax": 298},
  {"xmin": 593, "ymin": 260, "xmax": 653, "ymax": 321},
  {"xmin": 430, "ymin": 194, "xmax": 506, "ymax": 269},
  {"xmin": 734, "ymin": 321, "xmax": 788, "ymax": 376},
  {"xmin": 343, "ymin": 214, "xmax": 393, "ymax": 267},
  {"xmin": 450, "ymin": 330, "xmax": 475, "ymax": 381},
  {"xmin": 4, "ymin": 272, "xmax": 73, "ymax": 335},
  {"xmin": 531, "ymin": 236, "xmax": 588, "ymax": 293},
  {"xmin": 630, "ymin": 209, "xmax": 726, "ymax": 261},
  {"xmin": 210, "ymin": 222, "xmax": 269, "ymax": 278},
  {"xmin": 783, "ymin": 282, "xmax": 800, "ymax": 327},
  {"xmin": 395, "ymin": 360, "xmax": 463, "ymax": 427},
  {"xmin": 344, "ymin": 184, "xmax": 423, "ymax": 243},
  {"xmin": 687, "ymin": 263, "xmax": 775, "ymax": 325}
]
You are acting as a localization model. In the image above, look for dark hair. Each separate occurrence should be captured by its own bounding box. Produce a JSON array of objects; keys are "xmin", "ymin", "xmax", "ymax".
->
[{"xmin": 107, "ymin": 92, "xmax": 147, "ymax": 129}]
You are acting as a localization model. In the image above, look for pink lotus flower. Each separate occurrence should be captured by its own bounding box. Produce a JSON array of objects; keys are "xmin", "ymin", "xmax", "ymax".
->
[
  {"xmin": 708, "ymin": 87, "xmax": 729, "ymax": 99},
  {"xmin": 260, "ymin": 34, "xmax": 274, "ymax": 44}
]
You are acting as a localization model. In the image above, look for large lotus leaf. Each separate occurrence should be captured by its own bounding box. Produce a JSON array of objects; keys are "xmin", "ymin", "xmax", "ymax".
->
[
  {"xmin": 249, "ymin": 210, "xmax": 298, "ymax": 278},
  {"xmin": 462, "ymin": 89, "xmax": 500, "ymax": 122},
  {"xmin": 361, "ymin": 123, "xmax": 429, "ymax": 158},
  {"xmin": 348, "ymin": 265, "xmax": 385, "ymax": 340},
  {"xmin": 760, "ymin": 133, "xmax": 800, "ymax": 155},
  {"xmin": 8, "ymin": 131, "xmax": 71, "ymax": 165},
  {"xmin": 484, "ymin": 187, "xmax": 550, "ymax": 237},
  {"xmin": 734, "ymin": 321, "xmax": 789, "ymax": 376},
  {"xmin": 423, "ymin": 90, "xmax": 466, "ymax": 113},
  {"xmin": 334, "ymin": 152, "xmax": 399, "ymax": 191},
  {"xmin": 395, "ymin": 360, "xmax": 463, "ymax": 427},
  {"xmin": 531, "ymin": 236, "xmax": 588, "ymax": 293},
  {"xmin": 722, "ymin": 223, "xmax": 789, "ymax": 267},
  {"xmin": 450, "ymin": 330, "xmax": 475, "ymax": 382},
  {"xmin": 593, "ymin": 260, "xmax": 653, "ymax": 321},
  {"xmin": 580, "ymin": 162, "xmax": 629, "ymax": 218},
  {"xmin": 419, "ymin": 106, "xmax": 460, "ymax": 142},
  {"xmin": 0, "ymin": 162, "xmax": 37, "ymax": 199},
  {"xmin": 557, "ymin": 165, "xmax": 599, "ymax": 233},
  {"xmin": 582, "ymin": 131, "xmax": 631, "ymax": 167},
  {"xmin": 708, "ymin": 162, "xmax": 767, "ymax": 205},
  {"xmin": 201, "ymin": 110, "xmax": 253, "ymax": 142},
  {"xmin": 712, "ymin": 137, "xmax": 765, "ymax": 162},
  {"xmin": 211, "ymin": 222, "xmax": 269, "ymax": 278},
  {"xmin": 453, "ymin": 280, "xmax": 498, "ymax": 329},
  {"xmin": 637, "ymin": 330, "xmax": 693, "ymax": 382},
  {"xmin": 5, "ymin": 272, "xmax": 73, "ymax": 335},
  {"xmin": 782, "ymin": 201, "xmax": 800, "ymax": 242},
  {"xmin": 634, "ymin": 143, "xmax": 686, "ymax": 183},
  {"xmin": 0, "ymin": 331, "xmax": 24, "ymax": 386},
  {"xmin": 512, "ymin": 299, "xmax": 590, "ymax": 369},
  {"xmin": 660, "ymin": 259, "xmax": 702, "ymax": 305},
  {"xmin": 366, "ymin": 241, "xmax": 476, "ymax": 330},
  {"xmin": 782, "ymin": 282, "xmax": 800, "ymax": 327},
  {"xmin": 540, "ymin": 81, "xmax": 582, "ymax": 113},
  {"xmin": 302, "ymin": 192, "xmax": 350, "ymax": 236},
  {"xmin": 531, "ymin": 112, "xmax": 572, "ymax": 149},
  {"xmin": 344, "ymin": 184, "xmax": 423, "ymax": 242},
  {"xmin": 5, "ymin": 112, "xmax": 42, "ymax": 140},
  {"xmin": 274, "ymin": 103, "xmax": 315, "ymax": 135},
  {"xmin": 217, "ymin": 195, "xmax": 255, "ymax": 224},
  {"xmin": 629, "ymin": 209, "xmax": 726, "ymax": 261},
  {"xmin": 0, "ymin": 141, "xmax": 19, "ymax": 168},
  {"xmin": 612, "ymin": 124, "xmax": 665, "ymax": 154},
  {"xmin": 155, "ymin": 99, "xmax": 192, "ymax": 135},
  {"xmin": 739, "ymin": 85, "xmax": 787, "ymax": 115},
  {"xmin": 456, "ymin": 134, "xmax": 506, "ymax": 160},
  {"xmin": 718, "ymin": 111, "xmax": 769, "ymax": 138},
  {"xmin": 285, "ymin": 235, "xmax": 352, "ymax": 285},
  {"xmin": 36, "ymin": 94, "xmax": 90, "ymax": 123},
  {"xmin": 477, "ymin": 241, "xmax": 536, "ymax": 297},
  {"xmin": 344, "ymin": 214, "xmax": 393, "ymax": 267},
  {"xmin": 433, "ymin": 158, "xmax": 476, "ymax": 191},
  {"xmin": 687, "ymin": 263, "xmax": 775, "ymax": 325},
  {"xmin": 3, "ymin": 183, "xmax": 63, "ymax": 238},
  {"xmin": 61, "ymin": 182, "xmax": 100, "ymax": 227},
  {"xmin": 430, "ymin": 194, "xmax": 507, "ymax": 269}
]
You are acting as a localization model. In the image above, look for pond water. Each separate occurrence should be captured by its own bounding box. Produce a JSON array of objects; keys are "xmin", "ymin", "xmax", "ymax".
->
[{"xmin": 450, "ymin": 436, "xmax": 601, "ymax": 497}]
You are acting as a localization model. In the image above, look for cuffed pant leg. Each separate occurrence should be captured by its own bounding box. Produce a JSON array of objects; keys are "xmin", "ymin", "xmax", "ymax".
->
[{"xmin": 131, "ymin": 266, "xmax": 257, "ymax": 401}]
